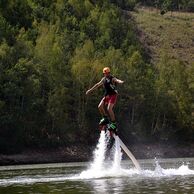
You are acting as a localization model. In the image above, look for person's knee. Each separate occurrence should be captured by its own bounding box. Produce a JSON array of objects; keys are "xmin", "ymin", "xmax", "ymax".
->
[
  {"xmin": 98, "ymin": 103, "xmax": 103, "ymax": 110},
  {"xmin": 107, "ymin": 105, "xmax": 113, "ymax": 113}
]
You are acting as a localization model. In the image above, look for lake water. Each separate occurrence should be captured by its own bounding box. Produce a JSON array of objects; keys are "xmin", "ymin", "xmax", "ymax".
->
[{"xmin": 0, "ymin": 132, "xmax": 194, "ymax": 193}]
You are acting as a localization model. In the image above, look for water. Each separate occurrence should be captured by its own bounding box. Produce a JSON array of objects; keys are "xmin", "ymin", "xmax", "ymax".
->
[{"xmin": 0, "ymin": 132, "xmax": 194, "ymax": 193}]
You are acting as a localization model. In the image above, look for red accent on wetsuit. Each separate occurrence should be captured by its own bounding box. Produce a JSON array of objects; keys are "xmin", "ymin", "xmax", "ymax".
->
[{"xmin": 103, "ymin": 94, "xmax": 117, "ymax": 105}]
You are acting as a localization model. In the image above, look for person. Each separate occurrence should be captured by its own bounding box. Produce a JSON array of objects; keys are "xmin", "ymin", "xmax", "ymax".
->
[{"xmin": 86, "ymin": 67, "xmax": 124, "ymax": 132}]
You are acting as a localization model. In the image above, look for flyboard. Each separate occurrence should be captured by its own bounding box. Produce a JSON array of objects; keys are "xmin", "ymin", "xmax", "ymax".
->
[{"xmin": 100, "ymin": 125, "xmax": 141, "ymax": 171}]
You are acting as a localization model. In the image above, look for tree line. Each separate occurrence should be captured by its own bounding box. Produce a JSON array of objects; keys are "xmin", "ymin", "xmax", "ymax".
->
[{"xmin": 0, "ymin": 0, "xmax": 193, "ymax": 153}]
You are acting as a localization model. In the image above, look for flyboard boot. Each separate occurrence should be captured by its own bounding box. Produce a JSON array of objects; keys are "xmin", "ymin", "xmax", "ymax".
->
[
  {"xmin": 107, "ymin": 121, "xmax": 118, "ymax": 136},
  {"xmin": 99, "ymin": 116, "xmax": 109, "ymax": 131}
]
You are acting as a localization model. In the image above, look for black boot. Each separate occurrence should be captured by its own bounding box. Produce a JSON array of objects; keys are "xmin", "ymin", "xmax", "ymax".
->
[
  {"xmin": 108, "ymin": 122, "xmax": 118, "ymax": 135},
  {"xmin": 99, "ymin": 116, "xmax": 109, "ymax": 126}
]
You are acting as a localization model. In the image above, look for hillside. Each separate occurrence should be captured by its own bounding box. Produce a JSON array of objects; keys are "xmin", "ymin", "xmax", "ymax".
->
[{"xmin": 131, "ymin": 7, "xmax": 194, "ymax": 65}]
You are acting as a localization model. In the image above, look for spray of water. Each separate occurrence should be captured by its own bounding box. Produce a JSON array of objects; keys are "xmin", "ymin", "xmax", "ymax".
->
[
  {"xmin": 90, "ymin": 130, "xmax": 107, "ymax": 171},
  {"xmin": 78, "ymin": 133, "xmax": 194, "ymax": 180},
  {"xmin": 79, "ymin": 131, "xmax": 131, "ymax": 179},
  {"xmin": 112, "ymin": 135, "xmax": 122, "ymax": 171},
  {"xmin": 79, "ymin": 131, "xmax": 108, "ymax": 178}
]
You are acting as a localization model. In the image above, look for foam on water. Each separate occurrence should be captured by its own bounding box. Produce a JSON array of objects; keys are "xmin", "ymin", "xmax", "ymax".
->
[
  {"xmin": 0, "ymin": 176, "xmax": 70, "ymax": 186},
  {"xmin": 141, "ymin": 164, "xmax": 194, "ymax": 177},
  {"xmin": 1, "ymin": 163, "xmax": 193, "ymax": 186}
]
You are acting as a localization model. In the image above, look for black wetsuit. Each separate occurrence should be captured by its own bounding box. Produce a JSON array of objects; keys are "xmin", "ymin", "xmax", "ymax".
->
[{"xmin": 103, "ymin": 75, "xmax": 118, "ymax": 96}]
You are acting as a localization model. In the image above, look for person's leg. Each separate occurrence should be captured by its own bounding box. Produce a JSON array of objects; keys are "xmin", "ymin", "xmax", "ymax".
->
[
  {"xmin": 98, "ymin": 97, "xmax": 109, "ymax": 125},
  {"xmin": 107, "ymin": 94, "xmax": 117, "ymax": 122},
  {"xmin": 107, "ymin": 103, "xmax": 115, "ymax": 122},
  {"xmin": 107, "ymin": 95, "xmax": 118, "ymax": 134},
  {"xmin": 98, "ymin": 98, "xmax": 107, "ymax": 116}
]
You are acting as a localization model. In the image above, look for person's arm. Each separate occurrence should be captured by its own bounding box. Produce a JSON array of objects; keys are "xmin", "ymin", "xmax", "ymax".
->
[
  {"xmin": 112, "ymin": 77, "xmax": 124, "ymax": 84},
  {"xmin": 86, "ymin": 78, "xmax": 104, "ymax": 95}
]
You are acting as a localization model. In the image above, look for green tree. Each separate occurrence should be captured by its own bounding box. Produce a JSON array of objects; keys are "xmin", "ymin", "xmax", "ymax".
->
[
  {"xmin": 0, "ymin": 0, "xmax": 33, "ymax": 29},
  {"xmin": 153, "ymin": 55, "xmax": 193, "ymax": 141}
]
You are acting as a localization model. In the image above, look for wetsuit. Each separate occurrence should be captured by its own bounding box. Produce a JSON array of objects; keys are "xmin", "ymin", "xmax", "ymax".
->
[{"xmin": 103, "ymin": 75, "xmax": 118, "ymax": 104}]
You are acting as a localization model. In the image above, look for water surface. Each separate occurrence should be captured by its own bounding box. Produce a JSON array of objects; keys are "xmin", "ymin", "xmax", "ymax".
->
[
  {"xmin": 0, "ymin": 132, "xmax": 194, "ymax": 193},
  {"xmin": 0, "ymin": 158, "xmax": 194, "ymax": 194}
]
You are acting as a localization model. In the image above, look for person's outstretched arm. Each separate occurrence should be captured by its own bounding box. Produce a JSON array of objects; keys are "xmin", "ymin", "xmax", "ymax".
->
[
  {"xmin": 113, "ymin": 77, "xmax": 124, "ymax": 84},
  {"xmin": 86, "ymin": 78, "xmax": 104, "ymax": 95}
]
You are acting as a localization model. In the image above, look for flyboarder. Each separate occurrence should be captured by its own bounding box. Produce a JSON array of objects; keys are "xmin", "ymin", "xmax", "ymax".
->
[{"xmin": 86, "ymin": 67, "xmax": 124, "ymax": 133}]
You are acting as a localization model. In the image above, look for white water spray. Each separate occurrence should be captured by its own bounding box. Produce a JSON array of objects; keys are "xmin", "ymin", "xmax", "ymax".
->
[
  {"xmin": 79, "ymin": 131, "xmax": 128, "ymax": 179},
  {"xmin": 112, "ymin": 135, "xmax": 122, "ymax": 170},
  {"xmin": 78, "ymin": 132, "xmax": 194, "ymax": 180},
  {"xmin": 90, "ymin": 130, "xmax": 107, "ymax": 171},
  {"xmin": 79, "ymin": 131, "xmax": 125, "ymax": 179},
  {"xmin": 79, "ymin": 131, "xmax": 108, "ymax": 178}
]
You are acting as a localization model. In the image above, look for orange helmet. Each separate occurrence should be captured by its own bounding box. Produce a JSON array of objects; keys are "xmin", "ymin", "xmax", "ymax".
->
[{"xmin": 103, "ymin": 67, "xmax": 110, "ymax": 74}]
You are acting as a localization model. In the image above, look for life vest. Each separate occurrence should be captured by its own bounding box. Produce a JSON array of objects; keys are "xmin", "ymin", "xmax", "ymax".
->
[{"xmin": 103, "ymin": 75, "xmax": 118, "ymax": 96}]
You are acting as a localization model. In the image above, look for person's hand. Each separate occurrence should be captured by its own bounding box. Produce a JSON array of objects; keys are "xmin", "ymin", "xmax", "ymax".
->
[
  {"xmin": 114, "ymin": 78, "xmax": 124, "ymax": 84},
  {"xmin": 86, "ymin": 89, "xmax": 91, "ymax": 95},
  {"xmin": 117, "ymin": 80, "xmax": 124, "ymax": 84}
]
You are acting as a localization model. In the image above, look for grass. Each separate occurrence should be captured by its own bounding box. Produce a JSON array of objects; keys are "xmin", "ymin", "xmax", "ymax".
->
[{"xmin": 131, "ymin": 7, "xmax": 194, "ymax": 65}]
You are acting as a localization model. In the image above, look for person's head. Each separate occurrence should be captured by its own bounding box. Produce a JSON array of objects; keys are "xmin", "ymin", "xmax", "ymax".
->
[{"xmin": 103, "ymin": 67, "xmax": 110, "ymax": 77}]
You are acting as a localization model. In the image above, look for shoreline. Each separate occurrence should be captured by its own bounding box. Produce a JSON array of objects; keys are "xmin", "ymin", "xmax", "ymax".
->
[{"xmin": 0, "ymin": 143, "xmax": 194, "ymax": 166}]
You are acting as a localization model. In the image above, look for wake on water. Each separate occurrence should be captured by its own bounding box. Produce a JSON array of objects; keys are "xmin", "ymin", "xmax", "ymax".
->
[{"xmin": 0, "ymin": 131, "xmax": 194, "ymax": 186}]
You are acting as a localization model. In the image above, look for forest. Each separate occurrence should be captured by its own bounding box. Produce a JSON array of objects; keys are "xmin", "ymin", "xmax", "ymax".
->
[{"xmin": 0, "ymin": 0, "xmax": 193, "ymax": 154}]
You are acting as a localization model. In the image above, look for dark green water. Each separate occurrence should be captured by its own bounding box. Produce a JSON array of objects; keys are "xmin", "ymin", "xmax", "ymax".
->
[{"xmin": 0, "ymin": 158, "xmax": 194, "ymax": 194}]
